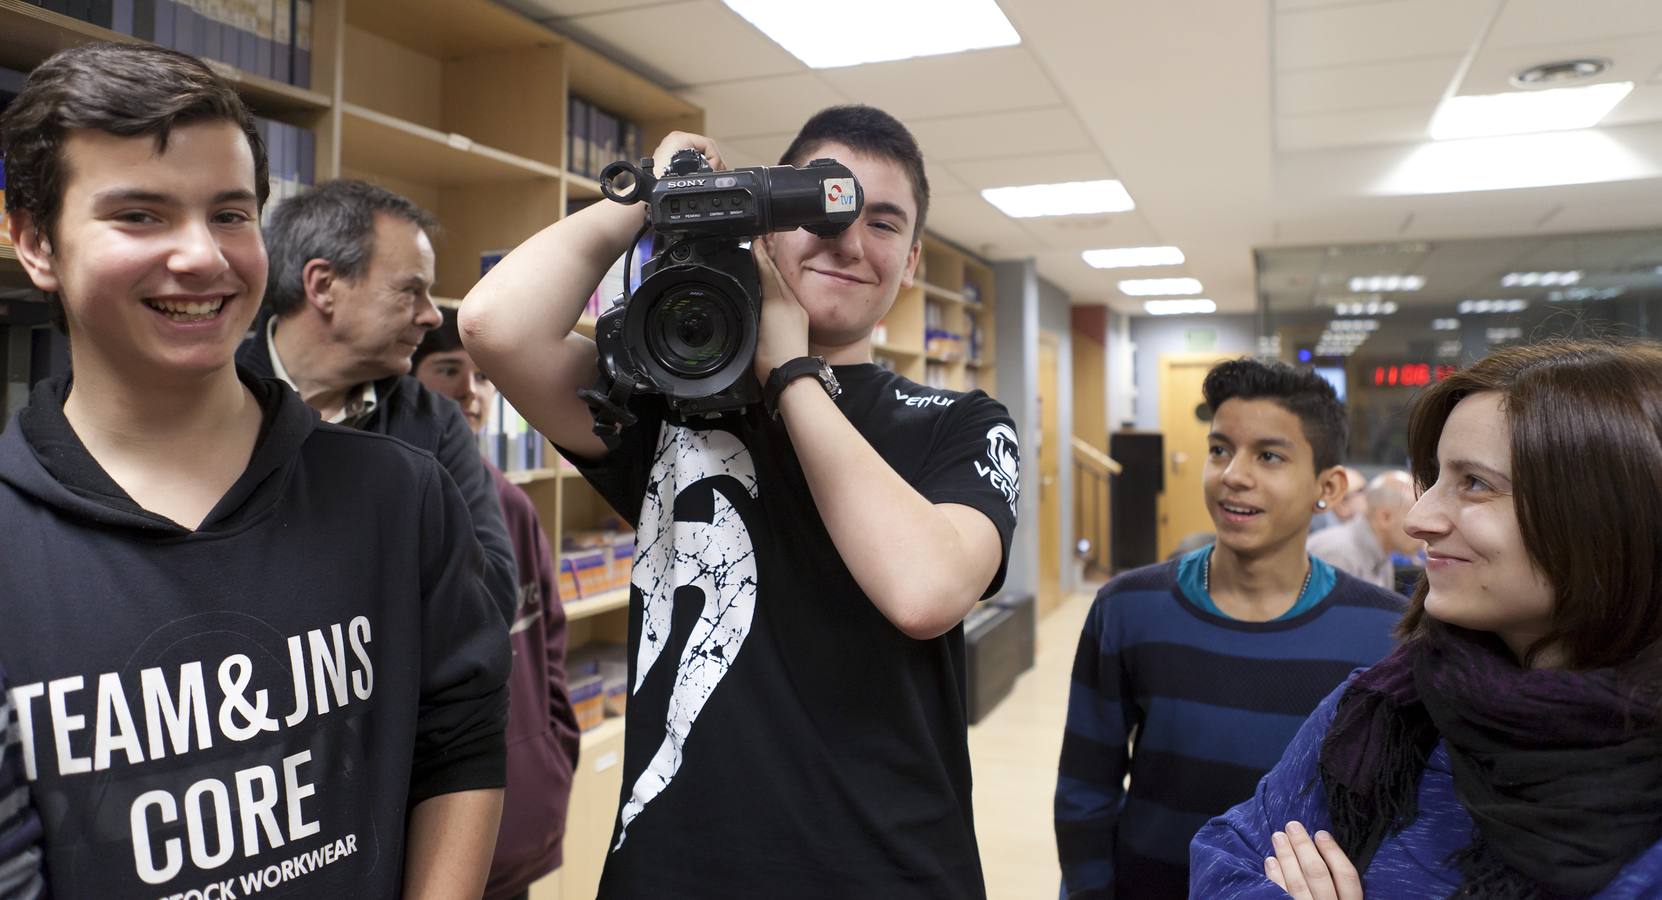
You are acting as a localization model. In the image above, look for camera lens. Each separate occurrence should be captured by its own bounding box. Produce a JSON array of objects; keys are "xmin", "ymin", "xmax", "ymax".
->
[{"xmin": 646, "ymin": 287, "xmax": 740, "ymax": 378}]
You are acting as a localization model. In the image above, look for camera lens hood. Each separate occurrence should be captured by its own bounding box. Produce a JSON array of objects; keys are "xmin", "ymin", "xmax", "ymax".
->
[{"xmin": 623, "ymin": 263, "xmax": 758, "ymax": 403}]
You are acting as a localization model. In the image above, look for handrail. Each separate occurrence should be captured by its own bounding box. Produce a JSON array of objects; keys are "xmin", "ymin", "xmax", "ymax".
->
[{"xmin": 1071, "ymin": 437, "xmax": 1122, "ymax": 475}]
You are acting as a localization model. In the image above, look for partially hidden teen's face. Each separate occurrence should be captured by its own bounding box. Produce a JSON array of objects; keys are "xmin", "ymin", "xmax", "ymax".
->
[
  {"xmin": 1204, "ymin": 398, "xmax": 1333, "ymax": 556},
  {"xmin": 414, "ymin": 350, "xmax": 495, "ymax": 433},
  {"xmin": 1405, "ymin": 391, "xmax": 1555, "ymax": 656},
  {"xmin": 765, "ymin": 141, "xmax": 921, "ymax": 349},
  {"xmin": 327, "ymin": 213, "xmax": 440, "ymax": 382},
  {"xmin": 21, "ymin": 121, "xmax": 265, "ymax": 379}
]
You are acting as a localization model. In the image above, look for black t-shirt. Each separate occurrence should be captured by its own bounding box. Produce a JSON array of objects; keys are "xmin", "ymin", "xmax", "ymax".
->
[{"xmin": 566, "ymin": 364, "xmax": 1019, "ymax": 899}]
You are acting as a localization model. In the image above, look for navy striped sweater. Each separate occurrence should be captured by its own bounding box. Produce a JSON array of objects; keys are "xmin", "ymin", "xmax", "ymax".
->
[{"xmin": 1054, "ymin": 553, "xmax": 1404, "ymax": 900}]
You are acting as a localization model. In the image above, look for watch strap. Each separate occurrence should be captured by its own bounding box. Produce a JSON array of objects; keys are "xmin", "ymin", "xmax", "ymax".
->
[{"xmin": 764, "ymin": 356, "xmax": 837, "ymax": 418}]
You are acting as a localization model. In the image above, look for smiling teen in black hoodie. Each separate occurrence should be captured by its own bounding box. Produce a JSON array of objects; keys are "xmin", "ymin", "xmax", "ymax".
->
[{"xmin": 0, "ymin": 43, "xmax": 509, "ymax": 899}]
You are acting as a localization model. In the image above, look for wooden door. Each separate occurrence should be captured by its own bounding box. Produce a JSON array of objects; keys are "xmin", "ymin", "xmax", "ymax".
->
[
  {"xmin": 1157, "ymin": 353, "xmax": 1231, "ymax": 559},
  {"xmin": 1038, "ymin": 332, "xmax": 1062, "ymax": 615}
]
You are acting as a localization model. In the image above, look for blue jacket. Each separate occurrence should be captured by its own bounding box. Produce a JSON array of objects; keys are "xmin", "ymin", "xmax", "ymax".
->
[{"xmin": 1190, "ymin": 679, "xmax": 1662, "ymax": 898}]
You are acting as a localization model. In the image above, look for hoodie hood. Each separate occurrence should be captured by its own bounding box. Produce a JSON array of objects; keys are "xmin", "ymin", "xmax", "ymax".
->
[{"xmin": 0, "ymin": 367, "xmax": 320, "ymax": 535}]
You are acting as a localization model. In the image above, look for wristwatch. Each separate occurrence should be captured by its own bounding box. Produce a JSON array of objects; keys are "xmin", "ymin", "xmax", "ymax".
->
[{"xmin": 764, "ymin": 356, "xmax": 841, "ymax": 419}]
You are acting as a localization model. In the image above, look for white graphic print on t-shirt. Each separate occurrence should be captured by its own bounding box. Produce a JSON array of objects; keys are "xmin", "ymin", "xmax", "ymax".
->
[
  {"xmin": 976, "ymin": 423, "xmax": 1020, "ymax": 515},
  {"xmin": 614, "ymin": 423, "xmax": 759, "ymax": 850}
]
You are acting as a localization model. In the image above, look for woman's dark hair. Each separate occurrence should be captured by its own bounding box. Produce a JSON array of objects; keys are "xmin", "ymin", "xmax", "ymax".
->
[
  {"xmin": 1202, "ymin": 357, "xmax": 1348, "ymax": 472},
  {"xmin": 1398, "ymin": 339, "xmax": 1662, "ymax": 670},
  {"xmin": 1, "ymin": 41, "xmax": 269, "ymax": 244},
  {"xmin": 779, "ymin": 104, "xmax": 929, "ymax": 238}
]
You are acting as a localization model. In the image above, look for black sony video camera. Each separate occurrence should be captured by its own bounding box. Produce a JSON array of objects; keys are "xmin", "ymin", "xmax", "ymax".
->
[{"xmin": 579, "ymin": 149, "xmax": 862, "ymax": 436}]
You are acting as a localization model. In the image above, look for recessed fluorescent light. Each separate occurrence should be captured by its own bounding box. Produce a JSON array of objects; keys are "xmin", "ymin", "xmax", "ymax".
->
[
  {"xmin": 1432, "ymin": 318, "xmax": 1461, "ymax": 331},
  {"xmin": 1336, "ymin": 300, "xmax": 1399, "ymax": 316},
  {"xmin": 982, "ymin": 180, "xmax": 1135, "ymax": 218},
  {"xmin": 1501, "ymin": 271, "xmax": 1581, "ymax": 287},
  {"xmin": 1120, "ymin": 277, "xmax": 1202, "ymax": 296},
  {"xmin": 1082, "ymin": 246, "xmax": 1185, "ymax": 269},
  {"xmin": 1348, "ymin": 275, "xmax": 1425, "ymax": 292},
  {"xmin": 1430, "ymin": 82, "xmax": 1634, "ymax": 141},
  {"xmin": 1374, "ymin": 130, "xmax": 1654, "ymax": 195},
  {"xmin": 1457, "ymin": 299, "xmax": 1530, "ymax": 314},
  {"xmin": 1144, "ymin": 299, "xmax": 1215, "ymax": 316},
  {"xmin": 721, "ymin": 0, "xmax": 1020, "ymax": 69}
]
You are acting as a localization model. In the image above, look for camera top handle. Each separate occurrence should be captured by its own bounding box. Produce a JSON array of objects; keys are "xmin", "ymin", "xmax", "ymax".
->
[{"xmin": 601, "ymin": 158, "xmax": 656, "ymax": 206}]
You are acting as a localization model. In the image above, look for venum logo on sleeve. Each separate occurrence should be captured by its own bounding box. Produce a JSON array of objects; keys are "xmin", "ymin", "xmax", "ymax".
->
[{"xmin": 974, "ymin": 423, "xmax": 1020, "ymax": 515}]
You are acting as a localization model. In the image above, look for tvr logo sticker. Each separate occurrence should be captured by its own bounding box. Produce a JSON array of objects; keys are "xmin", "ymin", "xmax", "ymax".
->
[{"xmin": 614, "ymin": 424, "xmax": 759, "ymax": 850}]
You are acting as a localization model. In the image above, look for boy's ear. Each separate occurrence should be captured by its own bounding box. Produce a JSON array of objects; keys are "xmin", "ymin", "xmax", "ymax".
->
[
  {"xmin": 1316, "ymin": 465, "xmax": 1347, "ymax": 510},
  {"xmin": 900, "ymin": 239, "xmax": 921, "ymax": 289},
  {"xmin": 10, "ymin": 211, "xmax": 62, "ymax": 294}
]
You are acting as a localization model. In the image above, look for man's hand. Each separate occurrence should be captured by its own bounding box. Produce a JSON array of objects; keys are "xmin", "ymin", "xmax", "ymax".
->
[
  {"xmin": 648, "ymin": 131, "xmax": 725, "ymax": 176},
  {"xmin": 1265, "ymin": 821, "xmax": 1363, "ymax": 900},
  {"xmin": 753, "ymin": 239, "xmax": 810, "ymax": 383}
]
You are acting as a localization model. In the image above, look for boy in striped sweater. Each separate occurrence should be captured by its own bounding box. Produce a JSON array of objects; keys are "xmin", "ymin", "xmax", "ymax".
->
[{"xmin": 1054, "ymin": 359, "xmax": 1403, "ymax": 899}]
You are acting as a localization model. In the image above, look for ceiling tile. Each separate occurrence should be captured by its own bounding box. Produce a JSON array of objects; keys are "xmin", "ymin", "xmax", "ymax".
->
[
  {"xmin": 1459, "ymin": 35, "xmax": 1662, "ymax": 100},
  {"xmin": 942, "ymin": 152, "xmax": 1115, "ymax": 190},
  {"xmin": 1275, "ymin": 0, "xmax": 1490, "ymax": 71},
  {"xmin": 925, "ymin": 163, "xmax": 974, "ymax": 196},
  {"xmin": 679, "ymin": 74, "xmax": 850, "ymax": 139},
  {"xmin": 1485, "ymin": 0, "xmax": 1662, "ymax": 50},
  {"xmin": 504, "ymin": 0, "xmax": 672, "ymax": 16},
  {"xmin": 925, "ymin": 193, "xmax": 1044, "ymax": 256},
  {"xmin": 1277, "ymin": 57, "xmax": 1458, "ymax": 116},
  {"xmin": 815, "ymin": 47, "xmax": 1061, "ymax": 121},
  {"xmin": 1016, "ymin": 211, "xmax": 1165, "ymax": 253},
  {"xmin": 559, "ymin": 1, "xmax": 804, "ymax": 86},
  {"xmin": 1277, "ymin": 105, "xmax": 1430, "ymax": 151},
  {"xmin": 907, "ymin": 107, "xmax": 1096, "ymax": 162}
]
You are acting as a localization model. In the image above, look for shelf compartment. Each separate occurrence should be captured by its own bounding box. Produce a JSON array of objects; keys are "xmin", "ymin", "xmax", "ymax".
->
[
  {"xmin": 345, "ymin": 0, "xmax": 555, "ymax": 59},
  {"xmin": 579, "ymin": 715, "xmax": 625, "ymax": 751},
  {"xmin": 340, "ymin": 103, "xmax": 562, "ymax": 186},
  {"xmin": 921, "ymin": 281, "xmax": 966, "ymax": 304},
  {"xmin": 0, "ymin": 0, "xmax": 331, "ymax": 117},
  {"xmin": 564, "ymin": 586, "xmax": 629, "ymax": 622}
]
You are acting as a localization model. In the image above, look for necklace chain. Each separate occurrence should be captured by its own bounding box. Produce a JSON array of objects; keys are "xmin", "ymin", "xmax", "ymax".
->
[{"xmin": 1204, "ymin": 553, "xmax": 1314, "ymax": 603}]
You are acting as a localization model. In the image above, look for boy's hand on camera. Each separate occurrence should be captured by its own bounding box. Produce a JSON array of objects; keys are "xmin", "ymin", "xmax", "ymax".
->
[
  {"xmin": 649, "ymin": 131, "xmax": 725, "ymax": 175},
  {"xmin": 753, "ymin": 239, "xmax": 809, "ymax": 384}
]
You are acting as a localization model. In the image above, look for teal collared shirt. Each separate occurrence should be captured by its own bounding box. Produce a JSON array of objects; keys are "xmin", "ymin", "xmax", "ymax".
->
[{"xmin": 1176, "ymin": 544, "xmax": 1337, "ymax": 621}]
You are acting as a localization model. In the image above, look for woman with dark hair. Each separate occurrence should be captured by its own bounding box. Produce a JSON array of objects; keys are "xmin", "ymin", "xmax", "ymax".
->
[{"xmin": 1190, "ymin": 339, "xmax": 1662, "ymax": 899}]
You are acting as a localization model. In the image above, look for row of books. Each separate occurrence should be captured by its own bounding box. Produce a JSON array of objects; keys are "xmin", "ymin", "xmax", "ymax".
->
[
  {"xmin": 567, "ymin": 95, "xmax": 643, "ymax": 181},
  {"xmin": 255, "ymin": 118, "xmax": 316, "ymax": 224},
  {"xmin": 557, "ymin": 530, "xmax": 634, "ymax": 602},
  {"xmin": 477, "ymin": 391, "xmax": 550, "ymax": 473},
  {"xmin": 0, "ymin": 68, "xmax": 21, "ymax": 249},
  {"xmin": 569, "ymin": 643, "xmax": 627, "ymax": 731},
  {"xmin": 27, "ymin": 0, "xmax": 315, "ymax": 88}
]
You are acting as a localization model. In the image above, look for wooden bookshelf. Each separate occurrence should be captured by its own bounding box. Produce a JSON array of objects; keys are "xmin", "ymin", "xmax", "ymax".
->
[
  {"xmin": 872, "ymin": 235, "xmax": 999, "ymax": 392},
  {"xmin": 563, "ymin": 586, "xmax": 630, "ymax": 622}
]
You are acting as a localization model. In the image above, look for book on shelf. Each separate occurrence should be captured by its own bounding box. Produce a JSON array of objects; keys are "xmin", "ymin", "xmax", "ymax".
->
[
  {"xmin": 565, "ymin": 95, "xmax": 644, "ymax": 180},
  {"xmin": 86, "ymin": 0, "xmax": 315, "ymax": 88}
]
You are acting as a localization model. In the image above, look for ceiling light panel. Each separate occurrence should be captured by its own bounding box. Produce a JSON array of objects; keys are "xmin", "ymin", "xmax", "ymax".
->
[
  {"xmin": 1348, "ymin": 275, "xmax": 1425, "ymax": 292},
  {"xmin": 1144, "ymin": 299, "xmax": 1215, "ymax": 316},
  {"xmin": 1120, "ymin": 278, "xmax": 1203, "ymax": 297},
  {"xmin": 982, "ymin": 180, "xmax": 1135, "ymax": 218},
  {"xmin": 722, "ymin": 0, "xmax": 1021, "ymax": 69},
  {"xmin": 1502, "ymin": 271, "xmax": 1581, "ymax": 287},
  {"xmin": 1082, "ymin": 246, "xmax": 1185, "ymax": 269},
  {"xmin": 1429, "ymin": 82, "xmax": 1634, "ymax": 141}
]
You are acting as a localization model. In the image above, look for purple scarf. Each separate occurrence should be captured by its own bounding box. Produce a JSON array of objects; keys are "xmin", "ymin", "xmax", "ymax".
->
[{"xmin": 1319, "ymin": 624, "xmax": 1662, "ymax": 899}]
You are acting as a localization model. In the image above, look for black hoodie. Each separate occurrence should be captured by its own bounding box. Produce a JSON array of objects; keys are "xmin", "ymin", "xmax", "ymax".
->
[{"xmin": 0, "ymin": 371, "xmax": 509, "ymax": 898}]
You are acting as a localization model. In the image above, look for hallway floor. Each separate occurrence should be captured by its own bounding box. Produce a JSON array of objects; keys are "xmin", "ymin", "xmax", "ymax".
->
[{"xmin": 970, "ymin": 590, "xmax": 1095, "ymax": 900}]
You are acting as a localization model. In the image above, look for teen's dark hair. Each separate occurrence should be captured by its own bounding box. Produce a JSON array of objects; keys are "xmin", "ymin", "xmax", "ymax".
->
[
  {"xmin": 411, "ymin": 306, "xmax": 464, "ymax": 371},
  {"xmin": 779, "ymin": 104, "xmax": 929, "ymax": 238},
  {"xmin": 263, "ymin": 179, "xmax": 439, "ymax": 317},
  {"xmin": 1398, "ymin": 339, "xmax": 1662, "ymax": 671},
  {"xmin": 1202, "ymin": 358, "xmax": 1348, "ymax": 473},
  {"xmin": 0, "ymin": 42, "xmax": 269, "ymax": 330}
]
